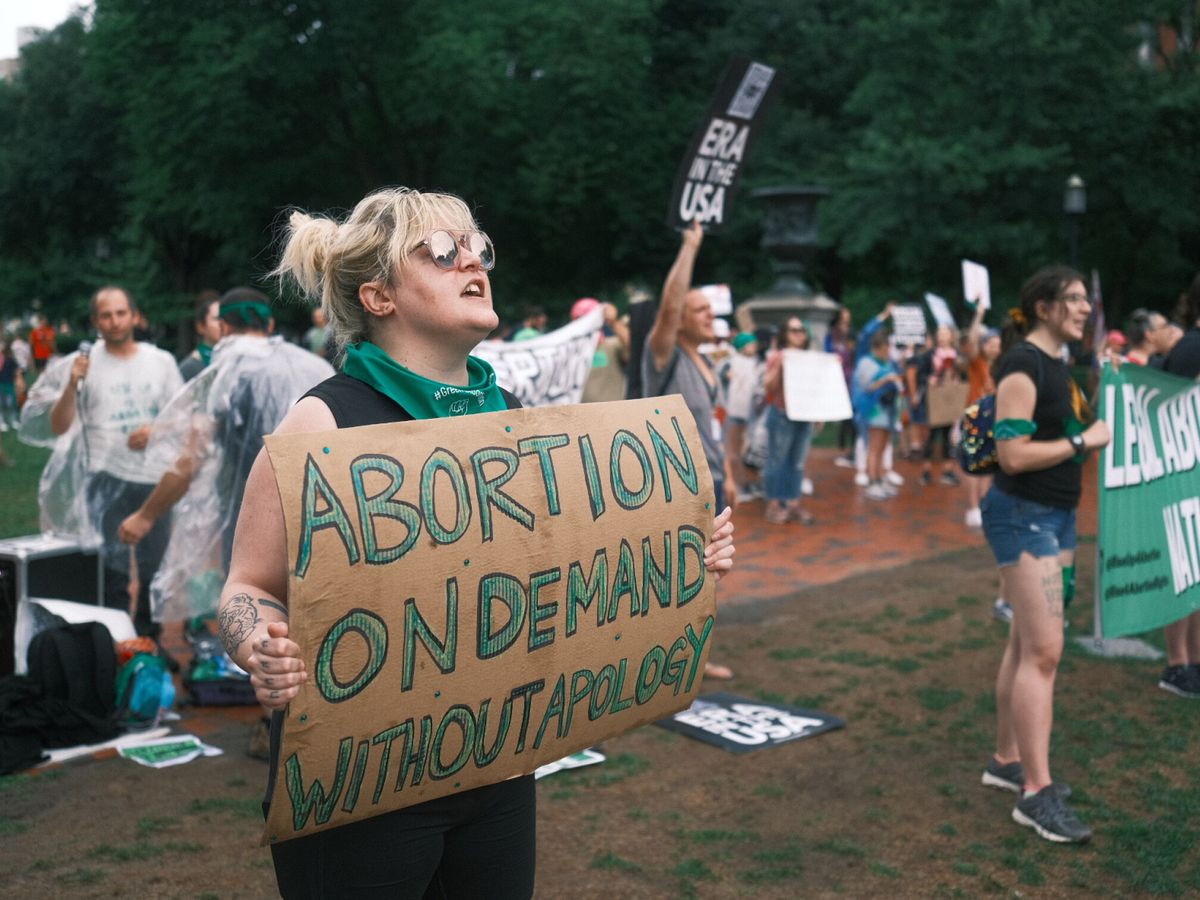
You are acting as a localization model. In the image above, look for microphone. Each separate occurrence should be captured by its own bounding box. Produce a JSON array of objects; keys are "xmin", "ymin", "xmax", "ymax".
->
[{"xmin": 76, "ymin": 340, "xmax": 92, "ymax": 393}]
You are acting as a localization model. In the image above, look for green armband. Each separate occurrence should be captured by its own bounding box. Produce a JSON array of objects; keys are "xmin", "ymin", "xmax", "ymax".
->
[
  {"xmin": 995, "ymin": 418, "xmax": 1037, "ymax": 440},
  {"xmin": 1062, "ymin": 565, "xmax": 1076, "ymax": 609}
]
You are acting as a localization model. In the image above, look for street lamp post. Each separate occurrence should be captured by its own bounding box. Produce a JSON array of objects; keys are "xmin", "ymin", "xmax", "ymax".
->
[{"xmin": 1063, "ymin": 174, "xmax": 1087, "ymax": 270}]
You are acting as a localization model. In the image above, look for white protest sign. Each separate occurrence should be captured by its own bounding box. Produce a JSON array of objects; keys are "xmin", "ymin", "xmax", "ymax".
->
[
  {"xmin": 890, "ymin": 305, "xmax": 928, "ymax": 347},
  {"xmin": 700, "ymin": 284, "xmax": 733, "ymax": 316},
  {"xmin": 781, "ymin": 350, "xmax": 852, "ymax": 422},
  {"xmin": 962, "ymin": 260, "xmax": 991, "ymax": 310},
  {"xmin": 473, "ymin": 306, "xmax": 604, "ymax": 407},
  {"xmin": 924, "ymin": 293, "xmax": 956, "ymax": 330}
]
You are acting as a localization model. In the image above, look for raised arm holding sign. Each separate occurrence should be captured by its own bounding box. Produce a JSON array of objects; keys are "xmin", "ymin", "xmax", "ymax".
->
[
  {"xmin": 217, "ymin": 188, "xmax": 735, "ymax": 898},
  {"xmin": 666, "ymin": 57, "xmax": 780, "ymax": 232}
]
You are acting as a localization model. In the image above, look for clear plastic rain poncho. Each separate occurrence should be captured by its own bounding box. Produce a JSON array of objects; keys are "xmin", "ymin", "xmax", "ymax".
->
[
  {"xmin": 142, "ymin": 335, "xmax": 333, "ymax": 622},
  {"xmin": 19, "ymin": 352, "xmax": 105, "ymax": 544}
]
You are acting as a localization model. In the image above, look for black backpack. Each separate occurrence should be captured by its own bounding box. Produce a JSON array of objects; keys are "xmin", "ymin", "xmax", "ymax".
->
[{"xmin": 26, "ymin": 622, "xmax": 118, "ymax": 720}]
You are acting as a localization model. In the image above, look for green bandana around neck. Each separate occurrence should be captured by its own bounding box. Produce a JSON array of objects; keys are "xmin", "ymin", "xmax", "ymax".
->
[
  {"xmin": 341, "ymin": 341, "xmax": 507, "ymax": 419},
  {"xmin": 197, "ymin": 342, "xmax": 213, "ymax": 366}
]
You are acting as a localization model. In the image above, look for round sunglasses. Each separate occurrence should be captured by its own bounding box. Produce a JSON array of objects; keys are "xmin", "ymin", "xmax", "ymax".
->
[{"xmin": 410, "ymin": 230, "xmax": 495, "ymax": 271}]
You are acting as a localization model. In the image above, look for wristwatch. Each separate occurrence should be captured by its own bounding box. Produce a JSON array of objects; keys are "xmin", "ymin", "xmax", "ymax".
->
[{"xmin": 1068, "ymin": 434, "xmax": 1086, "ymax": 455}]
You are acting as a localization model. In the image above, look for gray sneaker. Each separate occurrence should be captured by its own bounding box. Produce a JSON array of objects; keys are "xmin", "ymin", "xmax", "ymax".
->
[
  {"xmin": 1158, "ymin": 664, "xmax": 1200, "ymax": 699},
  {"xmin": 982, "ymin": 758, "xmax": 1072, "ymax": 797},
  {"xmin": 1013, "ymin": 786, "xmax": 1091, "ymax": 843},
  {"xmin": 982, "ymin": 758, "xmax": 1024, "ymax": 793},
  {"xmin": 992, "ymin": 598, "xmax": 1013, "ymax": 623}
]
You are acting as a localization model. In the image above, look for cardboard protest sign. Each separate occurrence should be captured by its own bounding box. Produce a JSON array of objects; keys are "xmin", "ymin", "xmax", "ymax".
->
[
  {"xmin": 473, "ymin": 305, "xmax": 604, "ymax": 407},
  {"xmin": 781, "ymin": 350, "xmax": 852, "ymax": 422},
  {"xmin": 926, "ymin": 379, "xmax": 969, "ymax": 428},
  {"xmin": 657, "ymin": 693, "xmax": 844, "ymax": 753},
  {"xmin": 890, "ymin": 305, "xmax": 927, "ymax": 348},
  {"xmin": 961, "ymin": 260, "xmax": 991, "ymax": 311},
  {"xmin": 262, "ymin": 396, "xmax": 717, "ymax": 843},
  {"xmin": 666, "ymin": 57, "xmax": 780, "ymax": 232},
  {"xmin": 924, "ymin": 292, "xmax": 956, "ymax": 330},
  {"xmin": 1097, "ymin": 364, "xmax": 1200, "ymax": 637}
]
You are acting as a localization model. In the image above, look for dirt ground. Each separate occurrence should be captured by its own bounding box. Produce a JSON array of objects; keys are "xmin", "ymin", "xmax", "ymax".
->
[{"xmin": 5, "ymin": 542, "xmax": 1191, "ymax": 899}]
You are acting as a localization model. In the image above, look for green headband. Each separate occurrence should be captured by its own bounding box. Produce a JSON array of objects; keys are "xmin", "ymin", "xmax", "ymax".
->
[{"xmin": 219, "ymin": 301, "xmax": 272, "ymax": 327}]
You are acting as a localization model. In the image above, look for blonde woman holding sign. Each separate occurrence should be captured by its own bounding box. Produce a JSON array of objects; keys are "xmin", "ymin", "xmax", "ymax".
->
[
  {"xmin": 981, "ymin": 265, "xmax": 1109, "ymax": 844},
  {"xmin": 216, "ymin": 188, "xmax": 736, "ymax": 898}
]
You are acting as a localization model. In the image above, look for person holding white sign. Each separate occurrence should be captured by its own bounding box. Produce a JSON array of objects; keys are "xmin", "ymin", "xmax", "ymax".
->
[
  {"xmin": 962, "ymin": 304, "xmax": 1001, "ymax": 528},
  {"xmin": 214, "ymin": 187, "xmax": 739, "ymax": 897},
  {"xmin": 981, "ymin": 265, "xmax": 1109, "ymax": 844},
  {"xmin": 761, "ymin": 317, "xmax": 816, "ymax": 525}
]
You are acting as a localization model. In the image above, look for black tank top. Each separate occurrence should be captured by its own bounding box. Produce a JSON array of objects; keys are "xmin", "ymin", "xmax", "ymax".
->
[
  {"xmin": 302, "ymin": 371, "xmax": 521, "ymax": 427},
  {"xmin": 264, "ymin": 371, "xmax": 520, "ymax": 811}
]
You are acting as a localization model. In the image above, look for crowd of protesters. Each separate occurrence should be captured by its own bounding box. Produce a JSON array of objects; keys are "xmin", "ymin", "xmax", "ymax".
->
[{"xmin": 5, "ymin": 208, "xmax": 1199, "ymax": 863}]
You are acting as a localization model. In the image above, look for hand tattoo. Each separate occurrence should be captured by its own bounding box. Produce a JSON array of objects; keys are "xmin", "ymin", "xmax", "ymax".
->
[{"xmin": 219, "ymin": 593, "xmax": 261, "ymax": 657}]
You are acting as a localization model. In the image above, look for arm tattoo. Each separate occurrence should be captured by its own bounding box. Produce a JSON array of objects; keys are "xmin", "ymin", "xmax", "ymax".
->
[
  {"xmin": 219, "ymin": 593, "xmax": 261, "ymax": 657},
  {"xmin": 258, "ymin": 597, "xmax": 289, "ymax": 617}
]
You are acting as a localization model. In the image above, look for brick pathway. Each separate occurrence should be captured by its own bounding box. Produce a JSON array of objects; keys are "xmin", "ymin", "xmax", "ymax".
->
[{"xmin": 720, "ymin": 446, "xmax": 1099, "ymax": 605}]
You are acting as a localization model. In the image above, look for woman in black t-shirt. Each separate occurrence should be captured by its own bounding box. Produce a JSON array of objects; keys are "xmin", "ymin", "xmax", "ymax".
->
[
  {"xmin": 979, "ymin": 265, "xmax": 1110, "ymax": 845},
  {"xmin": 213, "ymin": 187, "xmax": 737, "ymax": 898}
]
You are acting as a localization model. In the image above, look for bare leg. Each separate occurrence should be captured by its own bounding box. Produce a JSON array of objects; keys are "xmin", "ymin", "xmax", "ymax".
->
[
  {"xmin": 1165, "ymin": 618, "xmax": 1191, "ymax": 667},
  {"xmin": 994, "ymin": 625, "xmax": 1021, "ymax": 763},
  {"xmin": 867, "ymin": 428, "xmax": 887, "ymax": 482},
  {"xmin": 998, "ymin": 551, "xmax": 1066, "ymax": 791}
]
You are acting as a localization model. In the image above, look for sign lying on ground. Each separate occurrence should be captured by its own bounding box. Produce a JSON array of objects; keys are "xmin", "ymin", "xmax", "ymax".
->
[
  {"xmin": 1097, "ymin": 363, "xmax": 1200, "ymax": 637},
  {"xmin": 657, "ymin": 693, "xmax": 844, "ymax": 753},
  {"xmin": 782, "ymin": 350, "xmax": 852, "ymax": 422},
  {"xmin": 666, "ymin": 57, "xmax": 780, "ymax": 231},
  {"xmin": 473, "ymin": 305, "xmax": 603, "ymax": 407},
  {"xmin": 262, "ymin": 396, "xmax": 716, "ymax": 842}
]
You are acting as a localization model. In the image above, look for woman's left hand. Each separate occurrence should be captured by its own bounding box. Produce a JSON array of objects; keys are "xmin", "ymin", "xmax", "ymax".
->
[{"xmin": 705, "ymin": 506, "xmax": 735, "ymax": 582}]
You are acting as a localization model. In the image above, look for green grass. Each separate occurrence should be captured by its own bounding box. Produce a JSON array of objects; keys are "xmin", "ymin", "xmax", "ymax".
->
[
  {"xmin": 590, "ymin": 851, "xmax": 641, "ymax": 872},
  {"xmin": 0, "ymin": 439, "xmax": 50, "ymax": 537},
  {"xmin": 185, "ymin": 796, "xmax": 261, "ymax": 819}
]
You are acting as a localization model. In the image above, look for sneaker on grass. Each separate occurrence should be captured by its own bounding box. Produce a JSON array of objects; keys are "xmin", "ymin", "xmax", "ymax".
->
[
  {"xmin": 982, "ymin": 758, "xmax": 1023, "ymax": 793},
  {"xmin": 1158, "ymin": 664, "xmax": 1200, "ymax": 699},
  {"xmin": 1012, "ymin": 786, "xmax": 1091, "ymax": 843},
  {"xmin": 982, "ymin": 759, "xmax": 1072, "ymax": 798}
]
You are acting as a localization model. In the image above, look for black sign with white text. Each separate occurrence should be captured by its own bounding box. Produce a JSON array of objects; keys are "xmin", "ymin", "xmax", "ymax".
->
[
  {"xmin": 665, "ymin": 57, "xmax": 780, "ymax": 233},
  {"xmin": 657, "ymin": 693, "xmax": 844, "ymax": 753}
]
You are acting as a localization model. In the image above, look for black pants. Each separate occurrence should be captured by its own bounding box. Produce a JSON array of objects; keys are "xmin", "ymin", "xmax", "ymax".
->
[
  {"xmin": 270, "ymin": 775, "xmax": 536, "ymax": 899},
  {"xmin": 86, "ymin": 472, "xmax": 170, "ymax": 638},
  {"xmin": 923, "ymin": 425, "xmax": 954, "ymax": 462}
]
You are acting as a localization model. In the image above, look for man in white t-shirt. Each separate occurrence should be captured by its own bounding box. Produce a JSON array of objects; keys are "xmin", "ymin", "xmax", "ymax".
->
[{"xmin": 50, "ymin": 286, "xmax": 183, "ymax": 639}]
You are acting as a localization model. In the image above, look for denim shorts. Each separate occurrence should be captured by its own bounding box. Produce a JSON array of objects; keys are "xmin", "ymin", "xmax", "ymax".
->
[{"xmin": 980, "ymin": 485, "xmax": 1076, "ymax": 568}]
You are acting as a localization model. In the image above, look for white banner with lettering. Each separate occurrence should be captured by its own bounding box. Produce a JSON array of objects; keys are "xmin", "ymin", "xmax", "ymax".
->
[{"xmin": 473, "ymin": 306, "xmax": 604, "ymax": 408}]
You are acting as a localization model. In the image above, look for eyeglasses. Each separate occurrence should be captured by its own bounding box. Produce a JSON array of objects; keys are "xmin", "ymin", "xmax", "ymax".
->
[
  {"xmin": 410, "ymin": 230, "xmax": 495, "ymax": 271},
  {"xmin": 1057, "ymin": 292, "xmax": 1089, "ymax": 303}
]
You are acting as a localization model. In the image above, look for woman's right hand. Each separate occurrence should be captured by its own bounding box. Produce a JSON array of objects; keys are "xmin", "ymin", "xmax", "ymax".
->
[
  {"xmin": 1082, "ymin": 419, "xmax": 1111, "ymax": 451},
  {"xmin": 247, "ymin": 621, "xmax": 307, "ymax": 710}
]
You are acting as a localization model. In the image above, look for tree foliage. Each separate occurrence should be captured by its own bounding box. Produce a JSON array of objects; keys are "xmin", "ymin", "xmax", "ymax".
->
[{"xmin": 0, "ymin": 0, "xmax": 1196, "ymax": 344}]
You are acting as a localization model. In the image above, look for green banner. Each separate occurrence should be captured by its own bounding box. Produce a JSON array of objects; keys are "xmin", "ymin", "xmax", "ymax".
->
[{"xmin": 1097, "ymin": 363, "xmax": 1200, "ymax": 637}]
